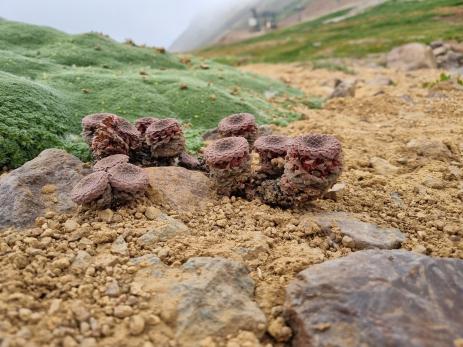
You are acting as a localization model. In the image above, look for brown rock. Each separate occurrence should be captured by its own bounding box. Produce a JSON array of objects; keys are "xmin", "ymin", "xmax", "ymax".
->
[
  {"xmin": 146, "ymin": 166, "xmax": 215, "ymax": 213},
  {"xmin": 285, "ymin": 250, "xmax": 463, "ymax": 347}
]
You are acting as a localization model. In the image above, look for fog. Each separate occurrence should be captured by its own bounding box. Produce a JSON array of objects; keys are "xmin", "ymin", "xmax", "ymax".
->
[{"xmin": 0, "ymin": 0, "xmax": 252, "ymax": 48}]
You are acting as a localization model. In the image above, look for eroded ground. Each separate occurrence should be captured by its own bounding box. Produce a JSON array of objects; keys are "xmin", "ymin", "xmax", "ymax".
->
[{"xmin": 0, "ymin": 63, "xmax": 462, "ymax": 347}]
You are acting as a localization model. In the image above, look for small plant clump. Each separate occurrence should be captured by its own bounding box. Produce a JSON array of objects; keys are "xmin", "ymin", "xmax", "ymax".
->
[
  {"xmin": 203, "ymin": 137, "xmax": 251, "ymax": 196},
  {"xmin": 204, "ymin": 128, "xmax": 343, "ymax": 207},
  {"xmin": 82, "ymin": 114, "xmax": 190, "ymax": 167},
  {"xmin": 71, "ymin": 155, "xmax": 149, "ymax": 209},
  {"xmin": 218, "ymin": 113, "xmax": 258, "ymax": 145},
  {"xmin": 145, "ymin": 118, "xmax": 186, "ymax": 165}
]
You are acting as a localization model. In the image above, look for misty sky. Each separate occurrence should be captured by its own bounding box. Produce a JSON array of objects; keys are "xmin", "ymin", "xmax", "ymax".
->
[{"xmin": 0, "ymin": 0, "xmax": 242, "ymax": 48}]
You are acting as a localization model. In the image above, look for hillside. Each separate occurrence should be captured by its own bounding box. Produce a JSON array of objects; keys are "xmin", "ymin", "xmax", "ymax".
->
[
  {"xmin": 201, "ymin": 0, "xmax": 463, "ymax": 64},
  {"xmin": 0, "ymin": 19, "xmax": 301, "ymax": 169},
  {"xmin": 170, "ymin": 0, "xmax": 375, "ymax": 52}
]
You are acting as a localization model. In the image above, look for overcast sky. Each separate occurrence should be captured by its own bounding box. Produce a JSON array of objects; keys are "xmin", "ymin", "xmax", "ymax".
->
[{"xmin": 0, "ymin": 0, "xmax": 243, "ymax": 48}]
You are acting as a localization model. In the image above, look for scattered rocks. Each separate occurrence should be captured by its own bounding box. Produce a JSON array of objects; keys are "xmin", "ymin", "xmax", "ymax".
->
[
  {"xmin": 313, "ymin": 212, "xmax": 405, "ymax": 250},
  {"xmin": 0, "ymin": 149, "xmax": 90, "ymax": 229},
  {"xmin": 431, "ymin": 40, "xmax": 463, "ymax": 70},
  {"xmin": 146, "ymin": 166, "xmax": 215, "ymax": 213},
  {"xmin": 285, "ymin": 250, "xmax": 463, "ymax": 347},
  {"xmin": 387, "ymin": 43, "xmax": 437, "ymax": 71}
]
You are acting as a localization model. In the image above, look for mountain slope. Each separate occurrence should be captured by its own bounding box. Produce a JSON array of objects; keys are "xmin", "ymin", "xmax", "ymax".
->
[
  {"xmin": 0, "ymin": 19, "xmax": 301, "ymax": 169},
  {"xmin": 201, "ymin": 0, "xmax": 463, "ymax": 64}
]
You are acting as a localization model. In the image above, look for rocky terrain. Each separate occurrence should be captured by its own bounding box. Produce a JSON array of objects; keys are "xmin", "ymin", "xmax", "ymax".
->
[{"xmin": 1, "ymin": 54, "xmax": 462, "ymax": 347}]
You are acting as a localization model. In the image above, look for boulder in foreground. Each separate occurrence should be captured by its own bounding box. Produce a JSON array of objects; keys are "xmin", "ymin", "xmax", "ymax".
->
[
  {"xmin": 285, "ymin": 250, "xmax": 463, "ymax": 347},
  {"xmin": 0, "ymin": 149, "xmax": 89, "ymax": 229}
]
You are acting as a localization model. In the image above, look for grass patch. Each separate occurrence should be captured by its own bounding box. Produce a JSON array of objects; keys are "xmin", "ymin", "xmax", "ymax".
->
[
  {"xmin": 0, "ymin": 19, "xmax": 302, "ymax": 169},
  {"xmin": 202, "ymin": 0, "xmax": 463, "ymax": 64}
]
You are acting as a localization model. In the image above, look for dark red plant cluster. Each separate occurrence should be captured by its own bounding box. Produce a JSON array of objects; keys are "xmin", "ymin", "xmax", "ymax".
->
[
  {"xmin": 204, "ymin": 122, "xmax": 343, "ymax": 206},
  {"xmin": 218, "ymin": 113, "xmax": 258, "ymax": 145},
  {"xmin": 71, "ymin": 154, "xmax": 149, "ymax": 208},
  {"xmin": 82, "ymin": 113, "xmax": 186, "ymax": 166}
]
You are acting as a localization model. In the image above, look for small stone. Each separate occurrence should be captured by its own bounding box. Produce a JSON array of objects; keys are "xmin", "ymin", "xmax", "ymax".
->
[
  {"xmin": 18, "ymin": 308, "xmax": 32, "ymax": 321},
  {"xmin": 370, "ymin": 157, "xmax": 399, "ymax": 176},
  {"xmin": 97, "ymin": 209, "xmax": 114, "ymax": 223},
  {"xmin": 105, "ymin": 280, "xmax": 120, "ymax": 297},
  {"xmin": 63, "ymin": 219, "xmax": 79, "ymax": 232},
  {"xmin": 145, "ymin": 206, "xmax": 161, "ymax": 220},
  {"xmin": 216, "ymin": 219, "xmax": 227, "ymax": 227},
  {"xmin": 71, "ymin": 302, "xmax": 90, "ymax": 322},
  {"xmin": 128, "ymin": 315, "xmax": 145, "ymax": 335},
  {"xmin": 62, "ymin": 336, "xmax": 78, "ymax": 347},
  {"xmin": 71, "ymin": 251, "xmax": 92, "ymax": 273},
  {"xmin": 41, "ymin": 184, "xmax": 57, "ymax": 194},
  {"xmin": 341, "ymin": 235, "xmax": 355, "ymax": 248},
  {"xmin": 412, "ymin": 245, "xmax": 427, "ymax": 254},
  {"xmin": 51, "ymin": 257, "xmax": 71, "ymax": 270},
  {"xmin": 423, "ymin": 176, "xmax": 446, "ymax": 189},
  {"xmin": 268, "ymin": 317, "xmax": 292, "ymax": 342},
  {"xmin": 111, "ymin": 236, "xmax": 128, "ymax": 256},
  {"xmin": 114, "ymin": 305, "xmax": 133, "ymax": 318}
]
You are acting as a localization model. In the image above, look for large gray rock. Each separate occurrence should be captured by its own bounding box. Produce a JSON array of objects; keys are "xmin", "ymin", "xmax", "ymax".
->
[
  {"xmin": 0, "ymin": 149, "xmax": 89, "ymax": 229},
  {"xmin": 285, "ymin": 250, "xmax": 463, "ymax": 347},
  {"xmin": 313, "ymin": 212, "xmax": 405, "ymax": 250},
  {"xmin": 387, "ymin": 43, "xmax": 437, "ymax": 71},
  {"xmin": 132, "ymin": 257, "xmax": 266, "ymax": 346}
]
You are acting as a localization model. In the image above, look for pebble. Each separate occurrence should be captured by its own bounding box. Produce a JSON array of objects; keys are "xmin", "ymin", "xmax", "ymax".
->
[
  {"xmin": 111, "ymin": 236, "xmax": 129, "ymax": 256},
  {"xmin": 129, "ymin": 315, "xmax": 145, "ymax": 335},
  {"xmin": 105, "ymin": 280, "xmax": 121, "ymax": 297},
  {"xmin": 267, "ymin": 317, "xmax": 292, "ymax": 342},
  {"xmin": 97, "ymin": 209, "xmax": 114, "ymax": 223},
  {"xmin": 62, "ymin": 336, "xmax": 78, "ymax": 347},
  {"xmin": 145, "ymin": 206, "xmax": 162, "ymax": 220},
  {"xmin": 63, "ymin": 219, "xmax": 79, "ymax": 232},
  {"xmin": 341, "ymin": 235, "xmax": 355, "ymax": 248},
  {"xmin": 114, "ymin": 305, "xmax": 133, "ymax": 318}
]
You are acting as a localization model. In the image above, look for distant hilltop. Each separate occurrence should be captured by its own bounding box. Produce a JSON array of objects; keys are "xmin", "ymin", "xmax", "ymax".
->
[{"xmin": 170, "ymin": 0, "xmax": 384, "ymax": 52}]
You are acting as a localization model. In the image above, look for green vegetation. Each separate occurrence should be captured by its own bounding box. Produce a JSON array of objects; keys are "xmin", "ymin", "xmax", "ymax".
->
[
  {"xmin": 422, "ymin": 72, "xmax": 463, "ymax": 88},
  {"xmin": 0, "ymin": 20, "xmax": 301, "ymax": 169},
  {"xmin": 202, "ymin": 0, "xmax": 463, "ymax": 64}
]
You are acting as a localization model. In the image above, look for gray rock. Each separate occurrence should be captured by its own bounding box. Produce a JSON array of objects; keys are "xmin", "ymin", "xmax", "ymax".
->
[
  {"xmin": 313, "ymin": 212, "xmax": 405, "ymax": 250},
  {"xmin": 133, "ymin": 257, "xmax": 266, "ymax": 346},
  {"xmin": 0, "ymin": 149, "xmax": 90, "ymax": 229},
  {"xmin": 137, "ymin": 214, "xmax": 189, "ymax": 247},
  {"xmin": 285, "ymin": 250, "xmax": 463, "ymax": 347},
  {"xmin": 387, "ymin": 43, "xmax": 437, "ymax": 71},
  {"xmin": 71, "ymin": 250, "xmax": 92, "ymax": 273},
  {"xmin": 111, "ymin": 236, "xmax": 129, "ymax": 256}
]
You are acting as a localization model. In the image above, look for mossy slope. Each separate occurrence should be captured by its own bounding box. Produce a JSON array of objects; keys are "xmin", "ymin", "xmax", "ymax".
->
[{"xmin": 0, "ymin": 20, "xmax": 300, "ymax": 168}]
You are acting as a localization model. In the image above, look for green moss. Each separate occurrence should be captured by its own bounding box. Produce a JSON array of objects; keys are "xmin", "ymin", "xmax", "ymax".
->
[{"xmin": 0, "ymin": 19, "xmax": 301, "ymax": 168}]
